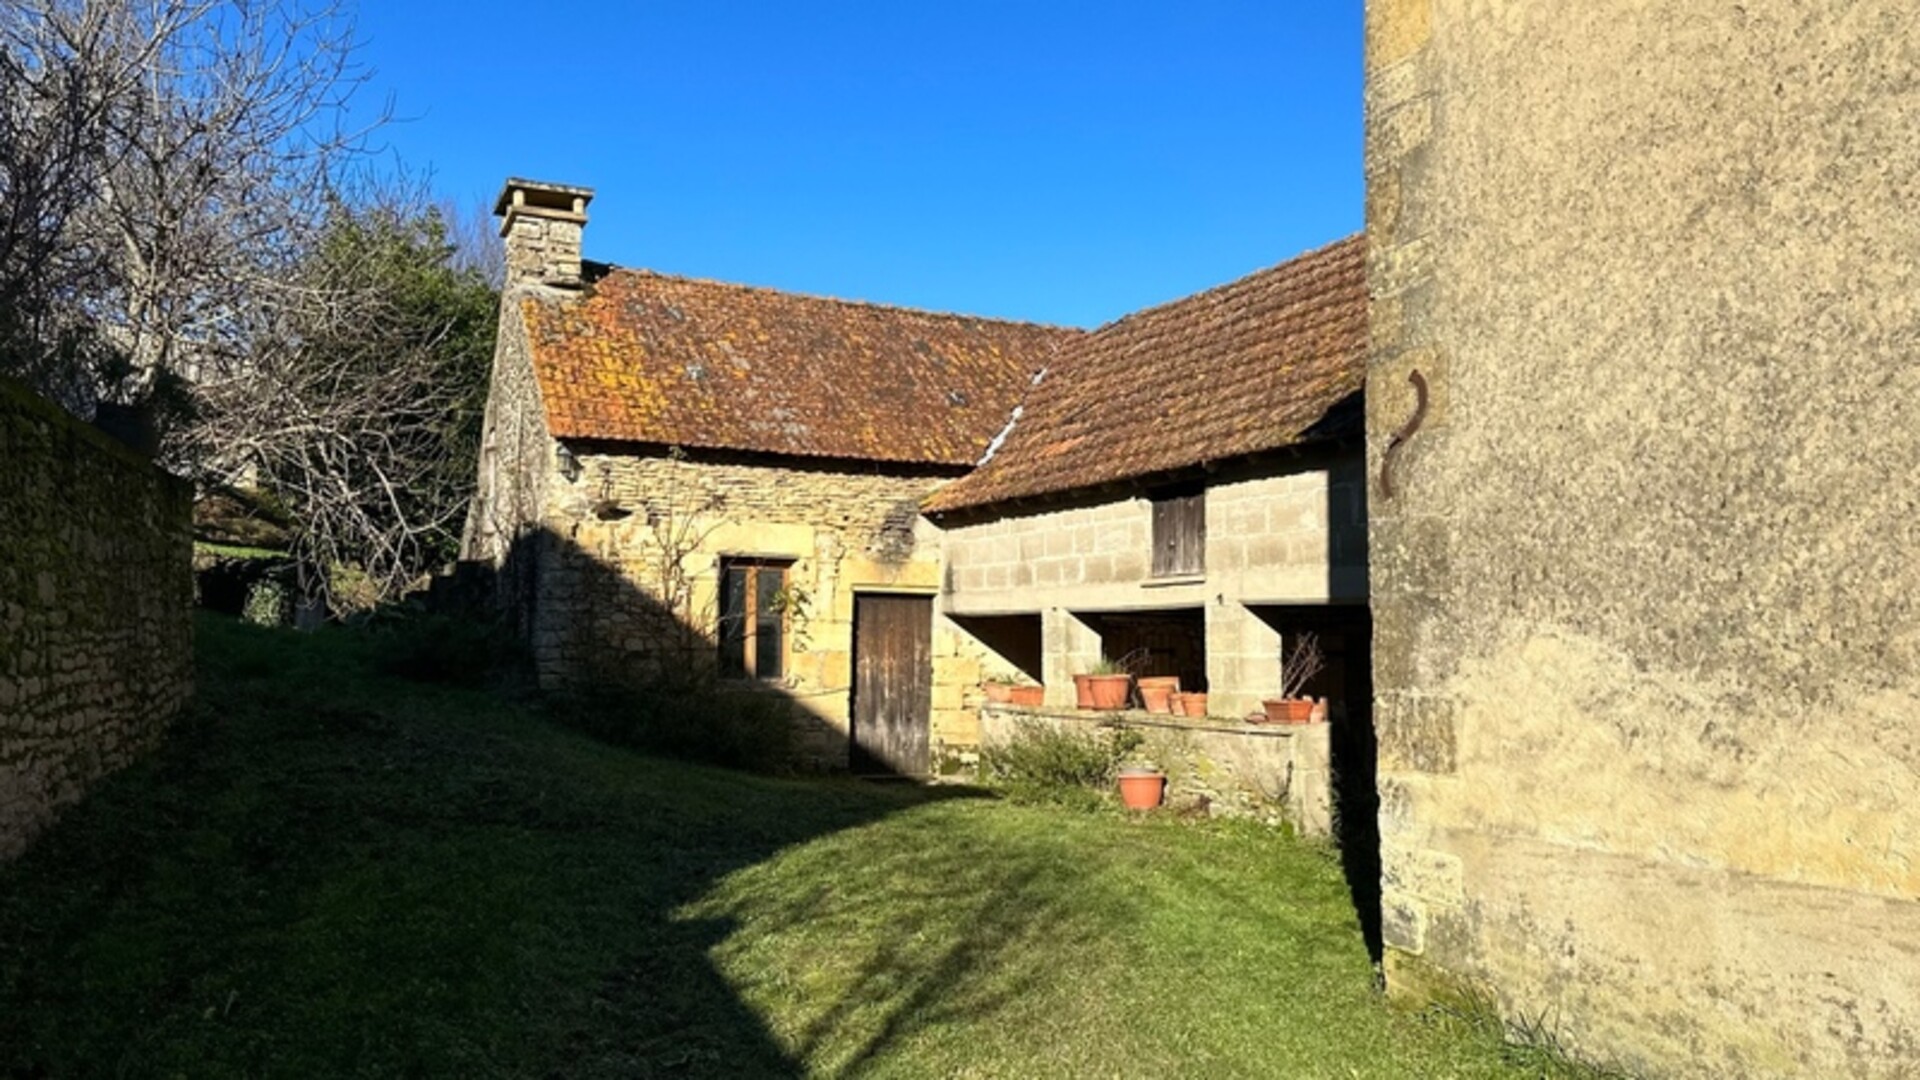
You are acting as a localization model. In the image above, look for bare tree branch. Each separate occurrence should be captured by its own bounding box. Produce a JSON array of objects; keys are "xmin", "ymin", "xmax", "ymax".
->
[{"xmin": 2, "ymin": 2, "xmax": 496, "ymax": 616}]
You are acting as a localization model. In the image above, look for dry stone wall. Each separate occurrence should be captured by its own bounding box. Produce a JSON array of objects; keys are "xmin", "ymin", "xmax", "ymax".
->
[{"xmin": 1, "ymin": 378, "xmax": 192, "ymax": 862}]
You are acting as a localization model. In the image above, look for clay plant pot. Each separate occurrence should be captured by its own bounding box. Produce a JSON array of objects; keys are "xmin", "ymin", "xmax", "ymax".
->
[
  {"xmin": 1116, "ymin": 767, "xmax": 1166, "ymax": 810},
  {"xmin": 1136, "ymin": 676, "xmax": 1180, "ymax": 715},
  {"xmin": 1007, "ymin": 685, "xmax": 1045, "ymax": 707},
  {"xmin": 1259, "ymin": 698, "xmax": 1317, "ymax": 724},
  {"xmin": 1082, "ymin": 674, "xmax": 1132, "ymax": 710},
  {"xmin": 982, "ymin": 682, "xmax": 1014, "ymax": 704},
  {"xmin": 1177, "ymin": 691, "xmax": 1209, "ymax": 717},
  {"xmin": 1072, "ymin": 673, "xmax": 1095, "ymax": 709}
]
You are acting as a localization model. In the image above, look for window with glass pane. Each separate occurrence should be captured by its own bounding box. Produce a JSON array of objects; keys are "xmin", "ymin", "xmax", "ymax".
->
[{"xmin": 718, "ymin": 558, "xmax": 789, "ymax": 680}]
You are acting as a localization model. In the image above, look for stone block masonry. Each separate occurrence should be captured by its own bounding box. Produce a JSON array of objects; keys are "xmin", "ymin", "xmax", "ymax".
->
[
  {"xmin": 1364, "ymin": 0, "xmax": 1920, "ymax": 1075},
  {"xmin": 1, "ymin": 377, "xmax": 193, "ymax": 862}
]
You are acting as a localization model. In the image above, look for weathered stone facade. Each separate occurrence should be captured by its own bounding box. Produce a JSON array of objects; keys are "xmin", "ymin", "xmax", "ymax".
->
[
  {"xmin": 1365, "ymin": 1, "xmax": 1920, "ymax": 1075},
  {"xmin": 1, "ymin": 377, "xmax": 193, "ymax": 862},
  {"xmin": 939, "ymin": 451, "xmax": 1367, "ymax": 719},
  {"xmin": 529, "ymin": 446, "xmax": 977, "ymax": 766},
  {"xmin": 463, "ymin": 288, "xmax": 557, "ymax": 622}
]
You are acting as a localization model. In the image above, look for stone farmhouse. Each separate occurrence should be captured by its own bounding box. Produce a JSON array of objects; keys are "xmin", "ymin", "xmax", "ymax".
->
[
  {"xmin": 457, "ymin": 2, "xmax": 1920, "ymax": 1071},
  {"xmin": 463, "ymin": 180, "xmax": 1075, "ymax": 769},
  {"xmin": 462, "ymin": 179, "xmax": 1366, "ymax": 774}
]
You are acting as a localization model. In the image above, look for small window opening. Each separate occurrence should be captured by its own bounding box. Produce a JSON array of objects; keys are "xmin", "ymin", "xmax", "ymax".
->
[{"xmin": 719, "ymin": 558, "xmax": 793, "ymax": 680}]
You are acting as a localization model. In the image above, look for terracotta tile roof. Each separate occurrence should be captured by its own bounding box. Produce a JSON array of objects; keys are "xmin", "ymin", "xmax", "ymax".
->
[
  {"xmin": 922, "ymin": 234, "xmax": 1367, "ymax": 513},
  {"xmin": 523, "ymin": 268, "xmax": 1080, "ymax": 466}
]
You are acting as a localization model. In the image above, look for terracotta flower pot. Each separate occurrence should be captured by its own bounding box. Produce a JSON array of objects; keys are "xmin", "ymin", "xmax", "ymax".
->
[
  {"xmin": 1260, "ymin": 698, "xmax": 1317, "ymax": 724},
  {"xmin": 1082, "ymin": 673, "xmax": 1132, "ymax": 710},
  {"xmin": 1117, "ymin": 767, "xmax": 1166, "ymax": 810},
  {"xmin": 1177, "ymin": 691, "xmax": 1209, "ymax": 717},
  {"xmin": 982, "ymin": 682, "xmax": 1014, "ymax": 704},
  {"xmin": 1072, "ymin": 673, "xmax": 1095, "ymax": 709},
  {"xmin": 1136, "ymin": 676, "xmax": 1180, "ymax": 715},
  {"xmin": 1007, "ymin": 685, "xmax": 1045, "ymax": 707}
]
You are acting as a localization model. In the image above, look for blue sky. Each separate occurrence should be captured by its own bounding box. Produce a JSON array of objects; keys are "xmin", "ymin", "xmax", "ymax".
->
[{"xmin": 353, "ymin": 2, "xmax": 1361, "ymax": 328}]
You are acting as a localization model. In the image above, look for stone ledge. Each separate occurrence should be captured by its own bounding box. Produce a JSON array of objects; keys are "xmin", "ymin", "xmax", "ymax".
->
[
  {"xmin": 982, "ymin": 701, "xmax": 1313, "ymax": 739},
  {"xmin": 980, "ymin": 705, "xmax": 1333, "ymax": 833}
]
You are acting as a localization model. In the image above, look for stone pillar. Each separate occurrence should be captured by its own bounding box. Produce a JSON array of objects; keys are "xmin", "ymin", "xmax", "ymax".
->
[
  {"xmin": 1041, "ymin": 608, "xmax": 1101, "ymax": 708},
  {"xmin": 1205, "ymin": 601, "xmax": 1282, "ymax": 719}
]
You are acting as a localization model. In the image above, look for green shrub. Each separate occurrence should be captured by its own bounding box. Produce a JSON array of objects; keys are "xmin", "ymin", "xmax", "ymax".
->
[
  {"xmin": 241, "ymin": 579, "xmax": 289, "ymax": 627},
  {"xmin": 979, "ymin": 723, "xmax": 1144, "ymax": 807},
  {"xmin": 368, "ymin": 608, "xmax": 524, "ymax": 687},
  {"xmin": 548, "ymin": 685, "xmax": 797, "ymax": 776}
]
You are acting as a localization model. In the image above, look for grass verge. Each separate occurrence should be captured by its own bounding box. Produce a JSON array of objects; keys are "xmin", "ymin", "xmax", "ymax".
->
[{"xmin": 0, "ymin": 615, "xmax": 1611, "ymax": 1078}]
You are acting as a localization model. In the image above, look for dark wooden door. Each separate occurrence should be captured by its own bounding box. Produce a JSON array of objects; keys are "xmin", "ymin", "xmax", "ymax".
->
[{"xmin": 851, "ymin": 594, "xmax": 932, "ymax": 776}]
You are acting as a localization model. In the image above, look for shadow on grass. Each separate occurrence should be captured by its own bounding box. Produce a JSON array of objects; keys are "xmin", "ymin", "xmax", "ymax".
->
[
  {"xmin": 0, "ymin": 614, "xmax": 991, "ymax": 1078},
  {"xmin": 672, "ymin": 809, "xmax": 1136, "ymax": 1078}
]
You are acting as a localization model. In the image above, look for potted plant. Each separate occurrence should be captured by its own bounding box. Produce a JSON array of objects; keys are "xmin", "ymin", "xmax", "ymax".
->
[
  {"xmin": 1116, "ymin": 763, "xmax": 1167, "ymax": 810},
  {"xmin": 1007, "ymin": 683, "xmax": 1045, "ymax": 707},
  {"xmin": 1079, "ymin": 656, "xmax": 1133, "ymax": 711},
  {"xmin": 981, "ymin": 672, "xmax": 1019, "ymax": 704},
  {"xmin": 1072, "ymin": 672, "xmax": 1096, "ymax": 709},
  {"xmin": 1259, "ymin": 633, "xmax": 1326, "ymax": 724},
  {"xmin": 1136, "ymin": 675, "xmax": 1180, "ymax": 714}
]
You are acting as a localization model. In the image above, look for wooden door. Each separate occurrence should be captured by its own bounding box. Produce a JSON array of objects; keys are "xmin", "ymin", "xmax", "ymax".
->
[{"xmin": 851, "ymin": 594, "xmax": 932, "ymax": 776}]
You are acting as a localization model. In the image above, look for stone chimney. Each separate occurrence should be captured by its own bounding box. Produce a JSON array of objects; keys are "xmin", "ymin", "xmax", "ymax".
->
[{"xmin": 494, "ymin": 177, "xmax": 594, "ymax": 289}]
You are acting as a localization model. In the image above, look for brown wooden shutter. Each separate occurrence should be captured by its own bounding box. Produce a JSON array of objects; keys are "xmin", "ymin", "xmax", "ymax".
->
[{"xmin": 1152, "ymin": 491, "xmax": 1205, "ymax": 576}]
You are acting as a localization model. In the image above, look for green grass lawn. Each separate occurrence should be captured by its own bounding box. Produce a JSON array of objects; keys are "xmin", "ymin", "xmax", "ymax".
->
[{"xmin": 0, "ymin": 616, "xmax": 1597, "ymax": 1078}]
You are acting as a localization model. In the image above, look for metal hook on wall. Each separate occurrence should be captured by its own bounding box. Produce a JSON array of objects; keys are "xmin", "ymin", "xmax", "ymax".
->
[{"xmin": 1379, "ymin": 369, "xmax": 1428, "ymax": 500}]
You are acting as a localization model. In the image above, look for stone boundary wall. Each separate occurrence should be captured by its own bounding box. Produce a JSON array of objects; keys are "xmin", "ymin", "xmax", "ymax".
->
[
  {"xmin": 978, "ymin": 705, "xmax": 1332, "ymax": 836},
  {"xmin": 1, "ymin": 377, "xmax": 193, "ymax": 862}
]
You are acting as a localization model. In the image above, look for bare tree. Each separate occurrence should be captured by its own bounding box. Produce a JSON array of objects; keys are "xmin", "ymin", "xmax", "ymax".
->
[
  {"xmin": 187, "ymin": 200, "xmax": 498, "ymax": 613},
  {"xmin": 438, "ymin": 194, "xmax": 504, "ymax": 292},
  {"xmin": 1, "ymin": 2, "xmax": 503, "ymax": 616},
  {"xmin": 0, "ymin": 0, "xmax": 381, "ymax": 412}
]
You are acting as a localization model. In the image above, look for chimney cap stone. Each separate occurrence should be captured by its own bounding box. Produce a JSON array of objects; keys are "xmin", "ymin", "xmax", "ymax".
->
[{"xmin": 493, "ymin": 177, "xmax": 595, "ymax": 223}]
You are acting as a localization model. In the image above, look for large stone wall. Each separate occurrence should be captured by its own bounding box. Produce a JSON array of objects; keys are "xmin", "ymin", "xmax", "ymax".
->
[
  {"xmin": 1, "ymin": 378, "xmax": 193, "ymax": 862},
  {"xmin": 1365, "ymin": 2, "xmax": 1920, "ymax": 1076}
]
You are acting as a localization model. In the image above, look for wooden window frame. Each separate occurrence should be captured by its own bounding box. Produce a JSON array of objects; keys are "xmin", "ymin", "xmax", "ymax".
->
[
  {"xmin": 718, "ymin": 557, "xmax": 795, "ymax": 681},
  {"xmin": 1150, "ymin": 488, "xmax": 1206, "ymax": 578}
]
